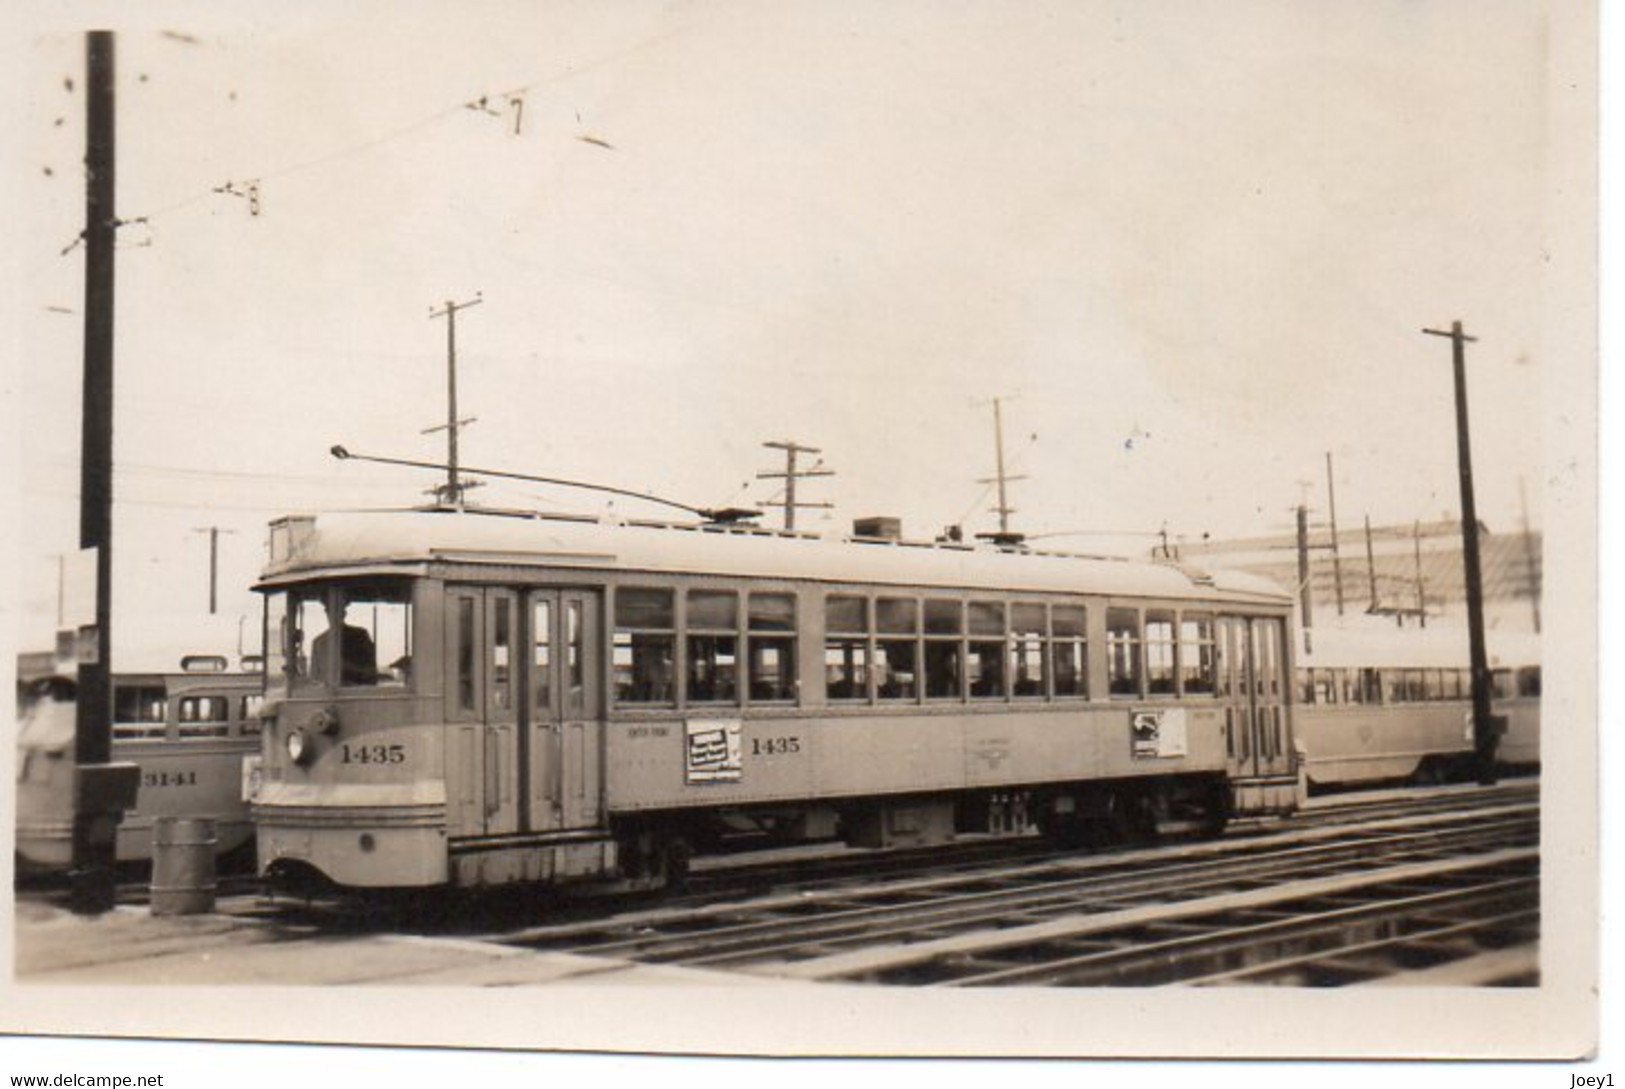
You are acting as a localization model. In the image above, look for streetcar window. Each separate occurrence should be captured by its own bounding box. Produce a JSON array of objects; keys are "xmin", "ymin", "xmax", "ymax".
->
[
  {"xmin": 967, "ymin": 601, "xmax": 1006, "ymax": 699},
  {"xmin": 1145, "ymin": 611, "xmax": 1176, "ymax": 696},
  {"xmin": 1107, "ymin": 608, "xmax": 1141, "ymax": 697},
  {"xmin": 263, "ymin": 592, "xmax": 288, "ymax": 695},
  {"xmin": 177, "ymin": 695, "xmax": 230, "ymax": 739},
  {"xmin": 614, "ymin": 588, "xmax": 675, "ymax": 704},
  {"xmin": 1516, "ymin": 666, "xmax": 1541, "ymax": 698},
  {"xmin": 688, "ymin": 590, "xmax": 739, "ymax": 704},
  {"xmin": 239, "ymin": 693, "xmax": 264, "ymax": 735},
  {"xmin": 112, "ymin": 684, "xmax": 167, "ymax": 740},
  {"xmin": 825, "ymin": 595, "xmax": 870, "ymax": 702},
  {"xmin": 456, "ymin": 597, "xmax": 477, "ymax": 711},
  {"xmin": 748, "ymin": 593, "xmax": 797, "ymax": 703},
  {"xmin": 875, "ymin": 597, "xmax": 918, "ymax": 701},
  {"xmin": 1051, "ymin": 604, "xmax": 1088, "ymax": 698},
  {"xmin": 1404, "ymin": 669, "xmax": 1426, "ymax": 703},
  {"xmin": 923, "ymin": 599, "xmax": 964, "ymax": 700},
  {"xmin": 1359, "ymin": 668, "xmax": 1381, "ymax": 704},
  {"xmin": 336, "ymin": 582, "xmax": 413, "ymax": 689},
  {"xmin": 1297, "ymin": 670, "xmax": 1316, "ymax": 704},
  {"xmin": 491, "ymin": 597, "xmax": 514, "ymax": 709},
  {"xmin": 1383, "ymin": 670, "xmax": 1405, "ymax": 704},
  {"xmin": 533, "ymin": 598, "xmax": 553, "ymax": 711},
  {"xmin": 1180, "ymin": 614, "xmax": 1216, "ymax": 695},
  {"xmin": 288, "ymin": 588, "xmax": 330, "ymax": 688},
  {"xmin": 1314, "ymin": 670, "xmax": 1335, "ymax": 705},
  {"xmin": 1010, "ymin": 603, "xmax": 1047, "ymax": 698},
  {"xmin": 1490, "ymin": 669, "xmax": 1515, "ymax": 701}
]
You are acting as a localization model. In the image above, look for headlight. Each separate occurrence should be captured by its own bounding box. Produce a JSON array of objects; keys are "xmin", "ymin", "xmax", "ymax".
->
[{"xmin": 286, "ymin": 727, "xmax": 316, "ymax": 766}]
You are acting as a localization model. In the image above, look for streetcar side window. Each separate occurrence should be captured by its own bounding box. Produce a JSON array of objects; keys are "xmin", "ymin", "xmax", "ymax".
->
[
  {"xmin": 1180, "ymin": 613, "xmax": 1216, "ymax": 695},
  {"xmin": 112, "ymin": 684, "xmax": 167, "ymax": 740},
  {"xmin": 1490, "ymin": 669, "xmax": 1515, "ymax": 701},
  {"xmin": 825, "ymin": 594, "xmax": 870, "ymax": 702},
  {"xmin": 967, "ymin": 601, "xmax": 1006, "ymax": 699},
  {"xmin": 1144, "ymin": 610, "xmax": 1176, "ymax": 696},
  {"xmin": 177, "ymin": 695, "xmax": 231, "ymax": 739},
  {"xmin": 1010, "ymin": 602, "xmax": 1047, "ymax": 698},
  {"xmin": 1107, "ymin": 608, "xmax": 1141, "ymax": 697},
  {"xmin": 1297, "ymin": 669, "xmax": 1316, "ymax": 705},
  {"xmin": 613, "ymin": 588, "xmax": 676, "ymax": 705},
  {"xmin": 1051, "ymin": 605, "xmax": 1088, "ymax": 698},
  {"xmin": 747, "ymin": 593, "xmax": 797, "ymax": 703},
  {"xmin": 1516, "ymin": 666, "xmax": 1541, "ymax": 698},
  {"xmin": 923, "ymin": 599, "xmax": 964, "ymax": 700},
  {"xmin": 688, "ymin": 589, "xmax": 740, "ymax": 704},
  {"xmin": 875, "ymin": 597, "xmax": 919, "ymax": 701}
]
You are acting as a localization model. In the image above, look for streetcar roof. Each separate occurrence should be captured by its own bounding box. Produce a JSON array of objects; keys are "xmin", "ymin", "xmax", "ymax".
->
[
  {"xmin": 258, "ymin": 508, "xmax": 1291, "ymax": 605},
  {"xmin": 1296, "ymin": 617, "xmax": 1541, "ymax": 669}
]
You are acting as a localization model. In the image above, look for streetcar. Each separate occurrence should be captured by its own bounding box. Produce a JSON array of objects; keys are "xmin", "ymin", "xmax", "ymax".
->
[
  {"xmin": 1292, "ymin": 619, "xmax": 1541, "ymax": 788},
  {"xmin": 14, "ymin": 652, "xmax": 264, "ymax": 870},
  {"xmin": 248, "ymin": 507, "xmax": 1300, "ymax": 893}
]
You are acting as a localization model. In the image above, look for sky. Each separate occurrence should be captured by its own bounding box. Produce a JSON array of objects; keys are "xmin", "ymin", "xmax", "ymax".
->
[{"xmin": 2, "ymin": 0, "xmax": 1592, "ymax": 656}]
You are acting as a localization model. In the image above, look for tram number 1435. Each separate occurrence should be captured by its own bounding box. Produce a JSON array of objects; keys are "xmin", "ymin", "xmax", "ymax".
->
[
  {"xmin": 751, "ymin": 736, "xmax": 802, "ymax": 756},
  {"xmin": 340, "ymin": 743, "xmax": 407, "ymax": 765}
]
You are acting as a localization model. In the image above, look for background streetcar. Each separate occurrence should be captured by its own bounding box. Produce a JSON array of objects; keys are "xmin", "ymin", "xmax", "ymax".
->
[{"xmin": 1293, "ymin": 619, "xmax": 1540, "ymax": 789}]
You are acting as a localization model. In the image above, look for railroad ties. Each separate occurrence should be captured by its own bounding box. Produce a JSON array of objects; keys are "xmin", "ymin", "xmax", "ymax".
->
[{"xmin": 14, "ymin": 781, "xmax": 1538, "ymax": 987}]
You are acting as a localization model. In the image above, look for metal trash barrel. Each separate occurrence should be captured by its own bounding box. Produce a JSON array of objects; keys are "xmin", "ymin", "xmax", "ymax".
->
[{"xmin": 150, "ymin": 817, "xmax": 217, "ymax": 915}]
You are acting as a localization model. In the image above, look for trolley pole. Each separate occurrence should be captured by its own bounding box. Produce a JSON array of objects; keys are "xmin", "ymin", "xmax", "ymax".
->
[
  {"xmin": 71, "ymin": 31, "xmax": 138, "ymax": 915},
  {"xmin": 1423, "ymin": 320, "xmax": 1497, "ymax": 785},
  {"xmin": 428, "ymin": 294, "xmax": 482, "ymax": 507}
]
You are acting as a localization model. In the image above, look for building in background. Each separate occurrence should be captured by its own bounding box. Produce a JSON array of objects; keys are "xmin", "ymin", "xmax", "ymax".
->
[{"xmin": 1171, "ymin": 519, "xmax": 1542, "ymax": 636}]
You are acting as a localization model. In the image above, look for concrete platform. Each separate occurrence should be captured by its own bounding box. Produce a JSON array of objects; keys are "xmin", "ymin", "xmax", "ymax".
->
[{"xmin": 12, "ymin": 896, "xmax": 778, "ymax": 987}]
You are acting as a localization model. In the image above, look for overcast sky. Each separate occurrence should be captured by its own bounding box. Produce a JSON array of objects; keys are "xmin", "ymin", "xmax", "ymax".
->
[{"xmin": 3, "ymin": 0, "xmax": 1594, "ymax": 654}]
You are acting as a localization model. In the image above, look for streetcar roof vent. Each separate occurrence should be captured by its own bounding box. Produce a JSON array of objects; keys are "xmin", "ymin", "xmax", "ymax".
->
[{"xmin": 853, "ymin": 516, "xmax": 902, "ymax": 541}]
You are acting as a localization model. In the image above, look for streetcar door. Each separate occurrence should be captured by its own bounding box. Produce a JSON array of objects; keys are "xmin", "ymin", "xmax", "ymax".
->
[
  {"xmin": 1249, "ymin": 616, "xmax": 1292, "ymax": 782},
  {"xmin": 525, "ymin": 589, "xmax": 603, "ymax": 832},
  {"xmin": 1218, "ymin": 617, "xmax": 1253, "ymax": 780},
  {"xmin": 443, "ymin": 587, "xmax": 521, "ymax": 837}
]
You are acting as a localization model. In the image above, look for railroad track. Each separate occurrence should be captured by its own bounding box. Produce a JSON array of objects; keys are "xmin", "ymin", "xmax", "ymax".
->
[{"xmin": 484, "ymin": 796, "xmax": 1537, "ymax": 985}]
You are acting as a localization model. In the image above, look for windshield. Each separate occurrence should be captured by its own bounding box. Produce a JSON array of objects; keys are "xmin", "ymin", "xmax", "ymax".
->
[{"xmin": 266, "ymin": 579, "xmax": 414, "ymax": 692}]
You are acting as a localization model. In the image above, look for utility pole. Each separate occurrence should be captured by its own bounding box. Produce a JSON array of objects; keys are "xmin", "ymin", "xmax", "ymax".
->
[
  {"xmin": 1412, "ymin": 520, "xmax": 1427, "ymax": 629},
  {"xmin": 1364, "ymin": 514, "xmax": 1379, "ymax": 613},
  {"xmin": 756, "ymin": 440, "xmax": 833, "ymax": 531},
  {"xmin": 71, "ymin": 31, "xmax": 138, "ymax": 915},
  {"xmin": 1325, "ymin": 452, "xmax": 1346, "ymax": 616},
  {"xmin": 976, "ymin": 397, "xmax": 1027, "ymax": 546},
  {"xmin": 1519, "ymin": 477, "xmax": 1542, "ymax": 633},
  {"xmin": 427, "ymin": 294, "xmax": 482, "ymax": 507},
  {"xmin": 193, "ymin": 526, "xmax": 236, "ymax": 615},
  {"xmin": 1296, "ymin": 505, "xmax": 1314, "ymax": 653},
  {"xmin": 1423, "ymin": 320, "xmax": 1497, "ymax": 784}
]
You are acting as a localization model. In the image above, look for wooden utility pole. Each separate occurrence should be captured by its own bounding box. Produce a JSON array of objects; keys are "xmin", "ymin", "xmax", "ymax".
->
[
  {"xmin": 1519, "ymin": 477, "xmax": 1541, "ymax": 633},
  {"xmin": 1296, "ymin": 505, "xmax": 1314, "ymax": 653},
  {"xmin": 1364, "ymin": 514, "xmax": 1379, "ymax": 612},
  {"xmin": 1423, "ymin": 320, "xmax": 1497, "ymax": 784},
  {"xmin": 427, "ymin": 294, "xmax": 482, "ymax": 507},
  {"xmin": 1412, "ymin": 520, "xmax": 1427, "ymax": 629},
  {"xmin": 71, "ymin": 31, "xmax": 138, "ymax": 915},
  {"xmin": 757, "ymin": 440, "xmax": 833, "ymax": 531},
  {"xmin": 193, "ymin": 526, "xmax": 236, "ymax": 615},
  {"xmin": 1325, "ymin": 452, "xmax": 1346, "ymax": 616},
  {"xmin": 976, "ymin": 397, "xmax": 1026, "ymax": 546}
]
